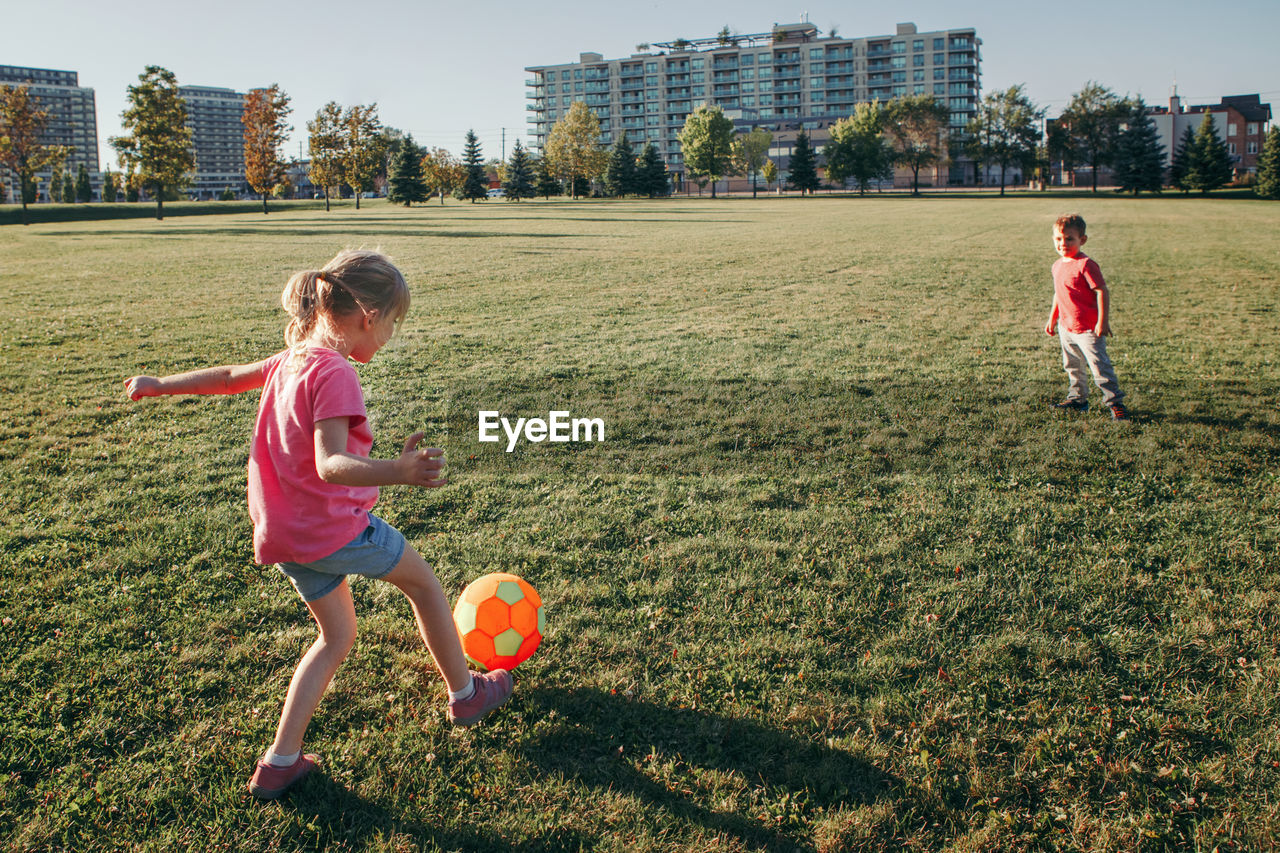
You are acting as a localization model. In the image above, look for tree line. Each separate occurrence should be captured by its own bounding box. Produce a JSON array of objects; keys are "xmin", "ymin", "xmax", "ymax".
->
[{"xmin": 4, "ymin": 70, "xmax": 1279, "ymax": 225}]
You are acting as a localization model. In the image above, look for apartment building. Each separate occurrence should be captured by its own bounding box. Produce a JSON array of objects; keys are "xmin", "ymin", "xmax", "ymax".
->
[
  {"xmin": 179, "ymin": 85, "xmax": 246, "ymax": 199},
  {"xmin": 525, "ymin": 21, "xmax": 981, "ymax": 189},
  {"xmin": 0, "ymin": 64, "xmax": 100, "ymax": 199}
]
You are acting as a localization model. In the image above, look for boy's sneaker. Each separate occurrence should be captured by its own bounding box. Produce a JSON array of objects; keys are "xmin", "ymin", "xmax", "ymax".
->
[
  {"xmin": 248, "ymin": 753, "xmax": 317, "ymax": 800},
  {"xmin": 1108, "ymin": 402, "xmax": 1130, "ymax": 421},
  {"xmin": 448, "ymin": 669, "xmax": 514, "ymax": 727},
  {"xmin": 1053, "ymin": 398, "xmax": 1088, "ymax": 412}
]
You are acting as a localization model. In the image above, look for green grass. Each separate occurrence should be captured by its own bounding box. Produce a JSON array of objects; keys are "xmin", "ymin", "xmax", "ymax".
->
[{"xmin": 1, "ymin": 194, "xmax": 1279, "ymax": 851}]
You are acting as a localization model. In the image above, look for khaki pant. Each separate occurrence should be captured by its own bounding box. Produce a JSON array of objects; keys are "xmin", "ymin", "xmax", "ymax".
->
[{"xmin": 1058, "ymin": 326, "xmax": 1124, "ymax": 405}]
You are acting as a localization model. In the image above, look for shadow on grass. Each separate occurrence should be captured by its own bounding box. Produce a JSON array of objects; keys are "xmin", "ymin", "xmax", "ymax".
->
[
  {"xmin": 516, "ymin": 686, "xmax": 899, "ymax": 852},
  {"xmin": 280, "ymin": 774, "xmax": 586, "ymax": 852},
  {"xmin": 38, "ymin": 228, "xmax": 589, "ymax": 240}
]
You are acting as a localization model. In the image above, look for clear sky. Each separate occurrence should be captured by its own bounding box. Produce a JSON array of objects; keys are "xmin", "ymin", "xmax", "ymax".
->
[{"xmin": 8, "ymin": 0, "xmax": 1279, "ymax": 171}]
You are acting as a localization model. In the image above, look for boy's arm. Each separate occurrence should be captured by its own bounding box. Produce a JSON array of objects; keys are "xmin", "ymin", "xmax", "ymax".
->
[
  {"xmin": 1094, "ymin": 285, "xmax": 1111, "ymax": 337},
  {"xmin": 313, "ymin": 418, "xmax": 447, "ymax": 489},
  {"xmin": 125, "ymin": 360, "xmax": 268, "ymax": 400},
  {"xmin": 1044, "ymin": 293, "xmax": 1060, "ymax": 336}
]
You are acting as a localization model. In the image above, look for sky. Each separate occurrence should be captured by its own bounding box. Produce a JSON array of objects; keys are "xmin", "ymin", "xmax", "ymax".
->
[{"xmin": 7, "ymin": 0, "xmax": 1280, "ymax": 172}]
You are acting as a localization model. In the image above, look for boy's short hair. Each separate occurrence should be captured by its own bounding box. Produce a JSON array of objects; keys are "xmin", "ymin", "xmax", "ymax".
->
[{"xmin": 1055, "ymin": 213, "xmax": 1086, "ymax": 235}]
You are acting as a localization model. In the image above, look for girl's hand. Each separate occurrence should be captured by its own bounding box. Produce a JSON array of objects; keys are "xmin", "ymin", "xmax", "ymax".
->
[
  {"xmin": 398, "ymin": 432, "xmax": 448, "ymax": 488},
  {"xmin": 124, "ymin": 376, "xmax": 161, "ymax": 400}
]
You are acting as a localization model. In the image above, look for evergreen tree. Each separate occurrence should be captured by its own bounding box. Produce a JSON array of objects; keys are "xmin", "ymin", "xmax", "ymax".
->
[
  {"xmin": 102, "ymin": 170, "xmax": 119, "ymax": 203},
  {"xmin": 1169, "ymin": 125, "xmax": 1195, "ymax": 193},
  {"xmin": 75, "ymin": 163, "xmax": 91, "ymax": 202},
  {"xmin": 460, "ymin": 129, "xmax": 488, "ymax": 202},
  {"xmin": 48, "ymin": 168, "xmax": 63, "ymax": 202},
  {"xmin": 1255, "ymin": 126, "xmax": 1280, "ymax": 200},
  {"xmin": 1186, "ymin": 113, "xmax": 1233, "ymax": 193},
  {"xmin": 637, "ymin": 142, "xmax": 669, "ymax": 197},
  {"xmin": 787, "ymin": 130, "xmax": 820, "ymax": 194},
  {"xmin": 503, "ymin": 140, "xmax": 536, "ymax": 201},
  {"xmin": 1112, "ymin": 99, "xmax": 1165, "ymax": 194},
  {"xmin": 386, "ymin": 134, "xmax": 429, "ymax": 205},
  {"xmin": 534, "ymin": 155, "xmax": 562, "ymax": 199},
  {"xmin": 604, "ymin": 132, "xmax": 637, "ymax": 197}
]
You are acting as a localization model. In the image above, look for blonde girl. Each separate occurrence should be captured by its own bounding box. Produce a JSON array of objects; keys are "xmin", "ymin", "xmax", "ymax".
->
[{"xmin": 125, "ymin": 249, "xmax": 512, "ymax": 799}]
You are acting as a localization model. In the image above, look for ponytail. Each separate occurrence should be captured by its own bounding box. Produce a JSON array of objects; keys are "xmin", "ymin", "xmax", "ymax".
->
[{"xmin": 280, "ymin": 250, "xmax": 411, "ymax": 366}]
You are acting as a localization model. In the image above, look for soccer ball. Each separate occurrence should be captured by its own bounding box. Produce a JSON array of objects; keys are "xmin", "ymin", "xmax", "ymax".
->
[{"xmin": 453, "ymin": 572, "xmax": 544, "ymax": 671}]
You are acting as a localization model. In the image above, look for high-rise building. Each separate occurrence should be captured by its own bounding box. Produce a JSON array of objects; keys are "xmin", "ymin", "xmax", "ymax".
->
[
  {"xmin": 179, "ymin": 85, "xmax": 246, "ymax": 199},
  {"xmin": 525, "ymin": 21, "xmax": 981, "ymax": 189},
  {"xmin": 0, "ymin": 64, "xmax": 100, "ymax": 199}
]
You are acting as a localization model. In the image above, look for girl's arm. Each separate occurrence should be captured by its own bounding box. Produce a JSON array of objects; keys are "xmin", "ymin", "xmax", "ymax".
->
[
  {"xmin": 313, "ymin": 417, "xmax": 447, "ymax": 489},
  {"xmin": 125, "ymin": 361, "xmax": 269, "ymax": 400}
]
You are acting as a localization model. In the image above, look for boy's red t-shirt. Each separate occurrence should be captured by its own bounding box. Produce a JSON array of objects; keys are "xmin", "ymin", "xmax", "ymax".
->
[
  {"xmin": 247, "ymin": 347, "xmax": 377, "ymax": 565},
  {"xmin": 1053, "ymin": 254, "xmax": 1106, "ymax": 334}
]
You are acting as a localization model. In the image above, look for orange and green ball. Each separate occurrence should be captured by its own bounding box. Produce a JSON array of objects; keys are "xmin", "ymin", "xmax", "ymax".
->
[{"xmin": 453, "ymin": 572, "xmax": 544, "ymax": 671}]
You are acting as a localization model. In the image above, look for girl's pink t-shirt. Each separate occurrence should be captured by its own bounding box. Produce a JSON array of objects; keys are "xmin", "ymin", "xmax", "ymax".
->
[{"xmin": 248, "ymin": 348, "xmax": 377, "ymax": 564}]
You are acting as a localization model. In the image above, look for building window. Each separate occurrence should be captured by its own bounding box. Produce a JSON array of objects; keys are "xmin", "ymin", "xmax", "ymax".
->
[
  {"xmin": 934, "ymin": 68, "xmax": 945, "ymax": 80},
  {"xmin": 1248, "ymin": 141, "xmax": 1259, "ymax": 154},
  {"xmin": 692, "ymin": 58, "xmax": 705, "ymax": 69},
  {"xmin": 1247, "ymin": 122, "xmax": 1259, "ymax": 135},
  {"xmin": 692, "ymin": 71, "xmax": 704, "ymax": 83},
  {"xmin": 742, "ymin": 95, "xmax": 755, "ymax": 107},
  {"xmin": 741, "ymin": 81, "xmax": 755, "ymax": 93},
  {"xmin": 934, "ymin": 83, "xmax": 945, "ymax": 95},
  {"xmin": 892, "ymin": 56, "xmax": 906, "ymax": 68},
  {"xmin": 914, "ymin": 85, "xmax": 925, "ymax": 95},
  {"xmin": 757, "ymin": 66, "xmax": 772, "ymax": 79},
  {"xmin": 756, "ymin": 53, "xmax": 771, "ymax": 64},
  {"xmin": 546, "ymin": 71, "xmax": 556, "ymax": 81},
  {"xmin": 810, "ymin": 77, "xmax": 823, "ymax": 89},
  {"xmin": 810, "ymin": 48, "xmax": 824, "ymax": 59},
  {"xmin": 1228, "ymin": 142, "xmax": 1237, "ymax": 155},
  {"xmin": 934, "ymin": 37, "xmax": 945, "ymax": 49},
  {"xmin": 645, "ymin": 62, "xmax": 657, "ymax": 73},
  {"xmin": 893, "ymin": 86, "xmax": 906, "ymax": 96},
  {"xmin": 1228, "ymin": 122, "xmax": 1238, "ymax": 136},
  {"xmin": 741, "ymin": 54, "xmax": 754, "ymax": 65},
  {"xmin": 892, "ymin": 41, "xmax": 905, "ymax": 53},
  {"xmin": 914, "ymin": 70, "xmax": 925, "ymax": 82},
  {"xmin": 574, "ymin": 69, "xmax": 583, "ymax": 79},
  {"xmin": 574, "ymin": 82, "xmax": 583, "ymax": 92},
  {"xmin": 913, "ymin": 40, "xmax": 924, "ymax": 51}
]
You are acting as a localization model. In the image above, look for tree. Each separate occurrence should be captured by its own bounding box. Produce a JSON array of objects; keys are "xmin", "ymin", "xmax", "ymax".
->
[
  {"xmin": 503, "ymin": 140, "xmax": 536, "ymax": 201},
  {"xmin": 1056, "ymin": 82, "xmax": 1126, "ymax": 193},
  {"xmin": 422, "ymin": 147, "xmax": 464, "ymax": 204},
  {"xmin": 0, "ymin": 82, "xmax": 52, "ymax": 224},
  {"xmin": 535, "ymin": 154, "xmax": 562, "ymax": 199},
  {"xmin": 1255, "ymin": 126, "xmax": 1280, "ymax": 199},
  {"xmin": 75, "ymin": 162, "xmax": 91, "ymax": 202},
  {"xmin": 733, "ymin": 127, "xmax": 772, "ymax": 198},
  {"xmin": 459, "ymin": 130, "xmax": 488, "ymax": 202},
  {"xmin": 387, "ymin": 134, "xmax": 429, "ymax": 205},
  {"xmin": 761, "ymin": 158, "xmax": 778, "ymax": 191},
  {"xmin": 110, "ymin": 66, "xmax": 195, "ymax": 220},
  {"xmin": 604, "ymin": 131, "xmax": 638, "ymax": 197},
  {"xmin": 965, "ymin": 85, "xmax": 1042, "ymax": 195},
  {"xmin": 102, "ymin": 169, "xmax": 119, "ymax": 203},
  {"xmin": 637, "ymin": 142, "xmax": 670, "ymax": 197},
  {"xmin": 545, "ymin": 102, "xmax": 608, "ymax": 199},
  {"xmin": 307, "ymin": 101, "xmax": 344, "ymax": 210},
  {"xmin": 1185, "ymin": 113, "xmax": 1233, "ymax": 194},
  {"xmin": 1169, "ymin": 125, "xmax": 1195, "ymax": 193},
  {"xmin": 340, "ymin": 103, "xmax": 383, "ymax": 209},
  {"xmin": 787, "ymin": 130, "xmax": 820, "ymax": 194},
  {"xmin": 884, "ymin": 94, "xmax": 950, "ymax": 194},
  {"xmin": 1112, "ymin": 99, "xmax": 1165, "ymax": 195},
  {"xmin": 678, "ymin": 104, "xmax": 735, "ymax": 197},
  {"xmin": 825, "ymin": 101, "xmax": 892, "ymax": 194},
  {"xmin": 243, "ymin": 84, "xmax": 292, "ymax": 214},
  {"xmin": 44, "ymin": 145, "xmax": 72, "ymax": 203},
  {"xmin": 49, "ymin": 165, "xmax": 64, "ymax": 202}
]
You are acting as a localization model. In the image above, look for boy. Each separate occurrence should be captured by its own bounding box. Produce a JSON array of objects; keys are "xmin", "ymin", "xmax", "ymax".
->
[{"xmin": 1044, "ymin": 214, "xmax": 1128, "ymax": 420}]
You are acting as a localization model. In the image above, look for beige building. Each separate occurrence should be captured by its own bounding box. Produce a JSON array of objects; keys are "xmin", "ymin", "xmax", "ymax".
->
[
  {"xmin": 525, "ymin": 21, "xmax": 981, "ymax": 190},
  {"xmin": 0, "ymin": 64, "xmax": 100, "ymax": 200},
  {"xmin": 179, "ymin": 85, "xmax": 246, "ymax": 199}
]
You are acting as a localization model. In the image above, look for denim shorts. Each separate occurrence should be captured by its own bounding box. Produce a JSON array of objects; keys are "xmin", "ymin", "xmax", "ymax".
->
[{"xmin": 277, "ymin": 514, "xmax": 407, "ymax": 602}]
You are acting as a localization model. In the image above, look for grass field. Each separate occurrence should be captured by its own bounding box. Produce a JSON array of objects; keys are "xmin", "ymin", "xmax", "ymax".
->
[{"xmin": 1, "ymin": 194, "xmax": 1279, "ymax": 852}]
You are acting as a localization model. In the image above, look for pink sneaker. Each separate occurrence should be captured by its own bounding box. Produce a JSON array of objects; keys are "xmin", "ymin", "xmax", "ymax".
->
[
  {"xmin": 248, "ymin": 753, "xmax": 318, "ymax": 799},
  {"xmin": 448, "ymin": 670, "xmax": 514, "ymax": 726}
]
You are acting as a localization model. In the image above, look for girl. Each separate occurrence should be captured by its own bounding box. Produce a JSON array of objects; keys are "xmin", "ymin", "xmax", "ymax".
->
[{"xmin": 124, "ymin": 249, "xmax": 512, "ymax": 800}]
